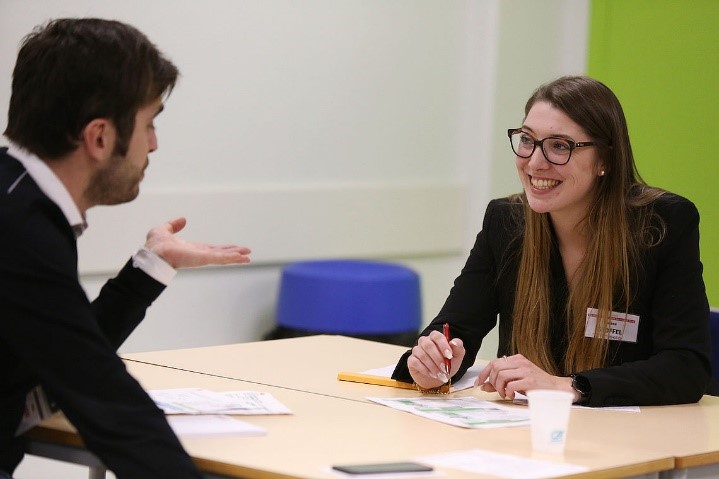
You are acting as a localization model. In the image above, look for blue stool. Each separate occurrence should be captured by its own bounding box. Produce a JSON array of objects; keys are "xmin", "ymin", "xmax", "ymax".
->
[{"xmin": 266, "ymin": 259, "xmax": 421, "ymax": 346}]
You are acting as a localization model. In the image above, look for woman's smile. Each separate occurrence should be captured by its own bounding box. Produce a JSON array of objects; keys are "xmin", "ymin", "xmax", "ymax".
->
[{"xmin": 530, "ymin": 176, "xmax": 561, "ymax": 190}]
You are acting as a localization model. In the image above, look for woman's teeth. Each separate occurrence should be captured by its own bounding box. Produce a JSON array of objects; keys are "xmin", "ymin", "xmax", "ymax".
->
[{"xmin": 531, "ymin": 177, "xmax": 560, "ymax": 190}]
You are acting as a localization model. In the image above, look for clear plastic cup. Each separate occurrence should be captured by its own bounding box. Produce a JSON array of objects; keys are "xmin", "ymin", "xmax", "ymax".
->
[{"xmin": 527, "ymin": 389, "xmax": 574, "ymax": 453}]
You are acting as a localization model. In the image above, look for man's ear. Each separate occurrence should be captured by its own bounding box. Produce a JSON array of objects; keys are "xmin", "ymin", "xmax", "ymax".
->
[{"xmin": 81, "ymin": 119, "xmax": 116, "ymax": 163}]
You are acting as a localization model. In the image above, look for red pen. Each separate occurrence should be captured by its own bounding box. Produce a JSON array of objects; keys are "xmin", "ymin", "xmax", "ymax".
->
[{"xmin": 443, "ymin": 323, "xmax": 451, "ymax": 376}]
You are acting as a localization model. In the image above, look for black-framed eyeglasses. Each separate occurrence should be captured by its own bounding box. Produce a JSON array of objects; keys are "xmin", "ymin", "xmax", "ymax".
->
[{"xmin": 507, "ymin": 128, "xmax": 596, "ymax": 165}]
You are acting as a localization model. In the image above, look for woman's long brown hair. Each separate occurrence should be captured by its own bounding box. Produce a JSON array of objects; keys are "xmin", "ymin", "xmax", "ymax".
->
[{"xmin": 510, "ymin": 76, "xmax": 664, "ymax": 375}]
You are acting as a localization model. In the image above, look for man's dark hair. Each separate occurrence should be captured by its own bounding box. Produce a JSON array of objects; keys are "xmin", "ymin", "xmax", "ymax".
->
[{"xmin": 4, "ymin": 18, "xmax": 179, "ymax": 159}]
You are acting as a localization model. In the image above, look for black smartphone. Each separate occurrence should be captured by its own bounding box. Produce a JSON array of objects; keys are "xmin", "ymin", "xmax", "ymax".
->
[{"xmin": 332, "ymin": 461, "xmax": 433, "ymax": 475}]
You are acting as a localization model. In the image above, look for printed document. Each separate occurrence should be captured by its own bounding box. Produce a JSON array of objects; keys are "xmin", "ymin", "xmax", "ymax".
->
[
  {"xmin": 368, "ymin": 396, "xmax": 530, "ymax": 428},
  {"xmin": 149, "ymin": 388, "xmax": 292, "ymax": 415},
  {"xmin": 362, "ymin": 364, "xmax": 484, "ymax": 392}
]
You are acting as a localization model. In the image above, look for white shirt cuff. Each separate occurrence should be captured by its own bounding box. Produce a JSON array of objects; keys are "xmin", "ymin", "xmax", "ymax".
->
[{"xmin": 132, "ymin": 247, "xmax": 177, "ymax": 285}]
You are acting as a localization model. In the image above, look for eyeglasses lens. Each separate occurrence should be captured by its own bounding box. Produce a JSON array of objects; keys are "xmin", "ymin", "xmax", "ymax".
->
[{"xmin": 510, "ymin": 131, "xmax": 572, "ymax": 165}]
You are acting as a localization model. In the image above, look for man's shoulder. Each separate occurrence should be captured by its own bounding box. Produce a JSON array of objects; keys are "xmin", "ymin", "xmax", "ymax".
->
[
  {"xmin": 1, "ymin": 147, "xmax": 25, "ymax": 183},
  {"xmin": 0, "ymin": 151, "xmax": 74, "ymax": 255},
  {"xmin": 0, "ymin": 147, "xmax": 44, "ymax": 203}
]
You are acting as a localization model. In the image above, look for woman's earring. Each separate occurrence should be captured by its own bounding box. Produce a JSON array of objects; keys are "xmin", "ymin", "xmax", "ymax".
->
[{"xmin": 599, "ymin": 170, "xmax": 605, "ymax": 176}]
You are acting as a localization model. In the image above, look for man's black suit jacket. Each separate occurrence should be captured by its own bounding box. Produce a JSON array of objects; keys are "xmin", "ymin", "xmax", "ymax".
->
[{"xmin": 0, "ymin": 148, "xmax": 201, "ymax": 477}]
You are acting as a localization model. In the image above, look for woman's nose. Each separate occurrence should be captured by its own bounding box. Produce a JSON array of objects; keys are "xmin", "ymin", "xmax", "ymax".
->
[{"xmin": 527, "ymin": 145, "xmax": 550, "ymax": 169}]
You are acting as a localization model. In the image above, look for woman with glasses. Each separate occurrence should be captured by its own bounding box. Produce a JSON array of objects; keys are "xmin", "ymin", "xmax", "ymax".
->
[{"xmin": 391, "ymin": 75, "xmax": 712, "ymax": 406}]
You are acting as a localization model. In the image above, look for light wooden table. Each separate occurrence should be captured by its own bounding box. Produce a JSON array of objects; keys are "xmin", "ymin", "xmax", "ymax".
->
[
  {"xmin": 122, "ymin": 335, "xmax": 719, "ymax": 478},
  {"xmin": 28, "ymin": 361, "xmax": 676, "ymax": 479},
  {"xmin": 25, "ymin": 336, "xmax": 719, "ymax": 478},
  {"xmin": 123, "ymin": 335, "xmax": 412, "ymax": 403}
]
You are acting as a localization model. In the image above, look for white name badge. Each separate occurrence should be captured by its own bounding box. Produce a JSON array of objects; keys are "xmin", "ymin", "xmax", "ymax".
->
[
  {"xmin": 584, "ymin": 308, "xmax": 640, "ymax": 343},
  {"xmin": 15, "ymin": 385, "xmax": 58, "ymax": 436}
]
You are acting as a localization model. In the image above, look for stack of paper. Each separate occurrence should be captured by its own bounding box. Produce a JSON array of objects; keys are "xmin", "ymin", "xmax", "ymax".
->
[
  {"xmin": 148, "ymin": 388, "xmax": 292, "ymax": 415},
  {"xmin": 166, "ymin": 414, "xmax": 266, "ymax": 437},
  {"xmin": 149, "ymin": 388, "xmax": 292, "ymax": 437},
  {"xmin": 338, "ymin": 364, "xmax": 484, "ymax": 393}
]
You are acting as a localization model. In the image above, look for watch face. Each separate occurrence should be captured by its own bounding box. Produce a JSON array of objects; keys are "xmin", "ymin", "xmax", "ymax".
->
[{"xmin": 572, "ymin": 375, "xmax": 590, "ymax": 397}]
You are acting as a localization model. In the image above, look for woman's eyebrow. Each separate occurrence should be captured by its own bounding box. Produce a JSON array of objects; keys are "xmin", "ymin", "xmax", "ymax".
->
[{"xmin": 522, "ymin": 125, "xmax": 575, "ymax": 140}]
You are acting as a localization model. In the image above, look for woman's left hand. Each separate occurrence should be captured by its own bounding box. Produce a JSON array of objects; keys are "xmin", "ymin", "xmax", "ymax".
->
[{"xmin": 474, "ymin": 354, "xmax": 575, "ymax": 400}]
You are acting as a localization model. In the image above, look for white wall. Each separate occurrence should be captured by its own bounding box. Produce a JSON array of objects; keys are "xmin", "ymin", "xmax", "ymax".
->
[{"xmin": 0, "ymin": 1, "xmax": 588, "ymax": 477}]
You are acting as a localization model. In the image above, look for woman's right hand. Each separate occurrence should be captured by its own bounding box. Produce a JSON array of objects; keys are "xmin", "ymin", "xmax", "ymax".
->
[{"xmin": 407, "ymin": 329, "xmax": 465, "ymax": 389}]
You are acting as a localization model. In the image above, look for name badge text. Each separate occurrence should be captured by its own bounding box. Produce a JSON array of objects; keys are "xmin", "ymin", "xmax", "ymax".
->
[{"xmin": 584, "ymin": 307, "xmax": 639, "ymax": 343}]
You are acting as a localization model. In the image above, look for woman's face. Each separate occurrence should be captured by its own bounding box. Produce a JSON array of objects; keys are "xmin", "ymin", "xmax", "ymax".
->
[{"xmin": 515, "ymin": 101, "xmax": 605, "ymax": 226}]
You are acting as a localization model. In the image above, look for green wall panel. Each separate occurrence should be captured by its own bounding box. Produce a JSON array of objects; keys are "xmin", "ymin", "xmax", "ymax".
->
[{"xmin": 588, "ymin": 0, "xmax": 719, "ymax": 306}]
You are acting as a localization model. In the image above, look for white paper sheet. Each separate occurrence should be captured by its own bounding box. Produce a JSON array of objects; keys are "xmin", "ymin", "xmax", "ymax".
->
[
  {"xmin": 149, "ymin": 388, "xmax": 292, "ymax": 415},
  {"xmin": 512, "ymin": 393, "xmax": 640, "ymax": 412},
  {"xmin": 362, "ymin": 364, "xmax": 484, "ymax": 392},
  {"xmin": 166, "ymin": 414, "xmax": 266, "ymax": 436},
  {"xmin": 367, "ymin": 396, "xmax": 530, "ymax": 428},
  {"xmin": 419, "ymin": 449, "xmax": 588, "ymax": 479}
]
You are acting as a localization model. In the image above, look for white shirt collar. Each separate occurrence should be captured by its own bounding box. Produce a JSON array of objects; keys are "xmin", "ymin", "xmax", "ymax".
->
[{"xmin": 6, "ymin": 143, "xmax": 87, "ymax": 236}]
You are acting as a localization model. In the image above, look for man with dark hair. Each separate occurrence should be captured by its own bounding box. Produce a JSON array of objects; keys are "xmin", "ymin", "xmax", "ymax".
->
[{"xmin": 0, "ymin": 19, "xmax": 251, "ymax": 477}]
